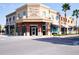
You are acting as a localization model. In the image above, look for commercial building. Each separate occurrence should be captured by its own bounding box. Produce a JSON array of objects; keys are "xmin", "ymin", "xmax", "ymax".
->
[{"xmin": 5, "ymin": 3, "xmax": 76, "ymax": 36}]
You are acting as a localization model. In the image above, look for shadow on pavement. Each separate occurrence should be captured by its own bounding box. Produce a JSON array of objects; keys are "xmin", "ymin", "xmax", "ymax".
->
[{"xmin": 33, "ymin": 37, "xmax": 79, "ymax": 46}]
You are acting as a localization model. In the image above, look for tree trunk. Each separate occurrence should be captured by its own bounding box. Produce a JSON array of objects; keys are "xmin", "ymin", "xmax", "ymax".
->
[
  {"xmin": 64, "ymin": 11, "xmax": 67, "ymax": 34},
  {"xmin": 65, "ymin": 12, "xmax": 66, "ymax": 19},
  {"xmin": 76, "ymin": 18, "xmax": 78, "ymax": 34},
  {"xmin": 65, "ymin": 11, "xmax": 66, "ymax": 22}
]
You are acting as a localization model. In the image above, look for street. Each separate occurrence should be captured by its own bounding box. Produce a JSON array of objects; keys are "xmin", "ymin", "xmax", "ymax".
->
[{"xmin": 0, "ymin": 35, "xmax": 79, "ymax": 55}]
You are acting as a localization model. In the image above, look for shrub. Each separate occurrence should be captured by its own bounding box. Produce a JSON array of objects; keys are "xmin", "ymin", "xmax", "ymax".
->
[{"xmin": 53, "ymin": 34, "xmax": 63, "ymax": 36}]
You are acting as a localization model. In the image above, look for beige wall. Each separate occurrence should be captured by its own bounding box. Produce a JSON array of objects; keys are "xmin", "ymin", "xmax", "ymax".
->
[
  {"xmin": 40, "ymin": 4, "xmax": 59, "ymax": 25},
  {"xmin": 60, "ymin": 16, "xmax": 76, "ymax": 28},
  {"xmin": 6, "ymin": 3, "xmax": 76, "ymax": 28},
  {"xmin": 67, "ymin": 17, "xmax": 76, "ymax": 27},
  {"xmin": 16, "ymin": 3, "xmax": 58, "ymax": 20},
  {"xmin": 27, "ymin": 4, "xmax": 40, "ymax": 19},
  {"xmin": 16, "ymin": 5, "xmax": 27, "ymax": 20}
]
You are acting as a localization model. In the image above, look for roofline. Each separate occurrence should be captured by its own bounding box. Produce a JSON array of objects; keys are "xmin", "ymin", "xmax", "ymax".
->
[
  {"xmin": 6, "ymin": 3, "xmax": 59, "ymax": 17},
  {"xmin": 6, "ymin": 11, "xmax": 16, "ymax": 17},
  {"xmin": 16, "ymin": 3, "xmax": 58, "ymax": 13}
]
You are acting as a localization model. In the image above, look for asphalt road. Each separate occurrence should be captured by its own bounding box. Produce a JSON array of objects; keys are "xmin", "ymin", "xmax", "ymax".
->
[{"xmin": 0, "ymin": 35, "xmax": 79, "ymax": 55}]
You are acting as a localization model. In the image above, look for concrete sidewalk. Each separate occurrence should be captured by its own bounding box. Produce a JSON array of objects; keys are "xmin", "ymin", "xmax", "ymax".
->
[{"xmin": 0, "ymin": 34, "xmax": 79, "ymax": 40}]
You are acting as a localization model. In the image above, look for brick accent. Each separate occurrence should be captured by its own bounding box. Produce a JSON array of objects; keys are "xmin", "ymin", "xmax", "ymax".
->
[
  {"xmin": 38, "ymin": 23, "xmax": 42, "ymax": 32},
  {"xmin": 18, "ymin": 23, "xmax": 22, "ymax": 32},
  {"xmin": 46, "ymin": 22, "xmax": 51, "ymax": 35}
]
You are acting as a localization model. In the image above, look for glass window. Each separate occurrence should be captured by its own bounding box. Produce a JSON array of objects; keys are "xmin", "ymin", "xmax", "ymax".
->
[
  {"xmin": 56, "ymin": 16, "xmax": 59, "ymax": 20},
  {"xmin": 13, "ymin": 16, "xmax": 15, "ymax": 20},
  {"xmin": 9, "ymin": 17, "xmax": 11, "ymax": 22},
  {"xmin": 50, "ymin": 15, "xmax": 54, "ymax": 20},
  {"xmin": 18, "ymin": 14, "xmax": 20, "ymax": 18},
  {"xmin": 52, "ymin": 15, "xmax": 54, "ymax": 19},
  {"xmin": 43, "ymin": 11, "xmax": 46, "ymax": 16},
  {"xmin": 42, "ymin": 26, "xmax": 46, "ymax": 31},
  {"xmin": 18, "ymin": 12, "xmax": 27, "ymax": 19},
  {"xmin": 71, "ymin": 21, "xmax": 73, "ymax": 23},
  {"xmin": 6, "ymin": 19, "xmax": 8, "ymax": 22},
  {"xmin": 23, "ymin": 11, "xmax": 26, "ymax": 16},
  {"xmin": 18, "ymin": 13, "xmax": 22, "ymax": 18},
  {"xmin": 22, "ymin": 25, "xmax": 26, "ymax": 33}
]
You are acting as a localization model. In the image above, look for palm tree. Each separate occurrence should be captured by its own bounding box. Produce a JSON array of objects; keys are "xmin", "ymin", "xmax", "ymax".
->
[
  {"xmin": 72, "ymin": 9, "xmax": 79, "ymax": 34},
  {"xmin": 62, "ymin": 3, "xmax": 70, "ymax": 34},
  {"xmin": 62, "ymin": 3, "xmax": 70, "ymax": 20}
]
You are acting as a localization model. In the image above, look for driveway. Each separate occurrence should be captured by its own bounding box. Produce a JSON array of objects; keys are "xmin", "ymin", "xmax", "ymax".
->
[{"xmin": 0, "ymin": 35, "xmax": 79, "ymax": 55}]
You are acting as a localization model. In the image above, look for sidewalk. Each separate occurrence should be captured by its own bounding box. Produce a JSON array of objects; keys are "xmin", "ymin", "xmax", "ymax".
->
[
  {"xmin": 30, "ymin": 34, "xmax": 79, "ymax": 39},
  {"xmin": 0, "ymin": 34, "xmax": 79, "ymax": 40}
]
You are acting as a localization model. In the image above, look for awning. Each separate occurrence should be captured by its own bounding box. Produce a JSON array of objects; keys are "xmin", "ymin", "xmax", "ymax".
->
[{"xmin": 16, "ymin": 18, "xmax": 52, "ymax": 23}]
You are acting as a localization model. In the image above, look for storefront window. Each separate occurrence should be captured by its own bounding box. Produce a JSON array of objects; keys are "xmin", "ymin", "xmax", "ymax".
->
[
  {"xmin": 42, "ymin": 25, "xmax": 46, "ymax": 35},
  {"xmin": 42, "ymin": 26, "xmax": 46, "ymax": 31},
  {"xmin": 22, "ymin": 25, "xmax": 26, "ymax": 33},
  {"xmin": 51, "ymin": 25, "xmax": 58, "ymax": 33},
  {"xmin": 16, "ymin": 26, "xmax": 18, "ymax": 33}
]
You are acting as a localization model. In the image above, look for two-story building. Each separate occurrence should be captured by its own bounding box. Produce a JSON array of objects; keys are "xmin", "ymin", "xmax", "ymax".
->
[
  {"xmin": 5, "ymin": 3, "xmax": 76, "ymax": 36},
  {"xmin": 6, "ymin": 12, "xmax": 16, "ymax": 35},
  {"xmin": 60, "ymin": 16, "xmax": 76, "ymax": 34}
]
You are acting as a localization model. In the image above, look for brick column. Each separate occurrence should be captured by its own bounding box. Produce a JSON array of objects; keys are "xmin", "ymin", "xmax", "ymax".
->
[
  {"xmin": 26, "ymin": 23, "xmax": 30, "ymax": 36},
  {"xmin": 46, "ymin": 22, "xmax": 51, "ymax": 36},
  {"xmin": 38, "ymin": 23, "xmax": 42, "ymax": 36}
]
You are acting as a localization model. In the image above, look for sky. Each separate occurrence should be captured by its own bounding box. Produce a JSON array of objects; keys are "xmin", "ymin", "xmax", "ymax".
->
[{"xmin": 0, "ymin": 3, "xmax": 79, "ymax": 26}]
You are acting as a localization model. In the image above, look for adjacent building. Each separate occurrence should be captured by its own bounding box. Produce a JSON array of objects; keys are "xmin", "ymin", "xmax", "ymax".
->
[
  {"xmin": 6, "ymin": 12, "xmax": 16, "ymax": 35},
  {"xmin": 5, "ymin": 3, "xmax": 76, "ymax": 36}
]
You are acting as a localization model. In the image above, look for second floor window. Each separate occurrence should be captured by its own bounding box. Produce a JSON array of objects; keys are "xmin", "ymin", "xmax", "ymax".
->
[
  {"xmin": 6, "ymin": 19, "xmax": 8, "ymax": 22},
  {"xmin": 18, "ymin": 11, "xmax": 27, "ymax": 18},
  {"xmin": 42, "ymin": 11, "xmax": 46, "ymax": 17},
  {"xmin": 23, "ymin": 11, "xmax": 27, "ymax": 16},
  {"xmin": 56, "ymin": 15, "xmax": 59, "ymax": 20},
  {"xmin": 51, "ymin": 15, "xmax": 54, "ymax": 20},
  {"xmin": 13, "ymin": 16, "xmax": 15, "ymax": 21},
  {"xmin": 71, "ymin": 21, "xmax": 73, "ymax": 23},
  {"xmin": 9, "ymin": 17, "xmax": 11, "ymax": 23},
  {"xmin": 18, "ymin": 13, "xmax": 22, "ymax": 18},
  {"xmin": 9, "ymin": 18, "xmax": 11, "ymax": 22}
]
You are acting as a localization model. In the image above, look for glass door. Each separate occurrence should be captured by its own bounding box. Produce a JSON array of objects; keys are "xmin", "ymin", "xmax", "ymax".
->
[{"xmin": 31, "ymin": 27, "xmax": 36, "ymax": 36}]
